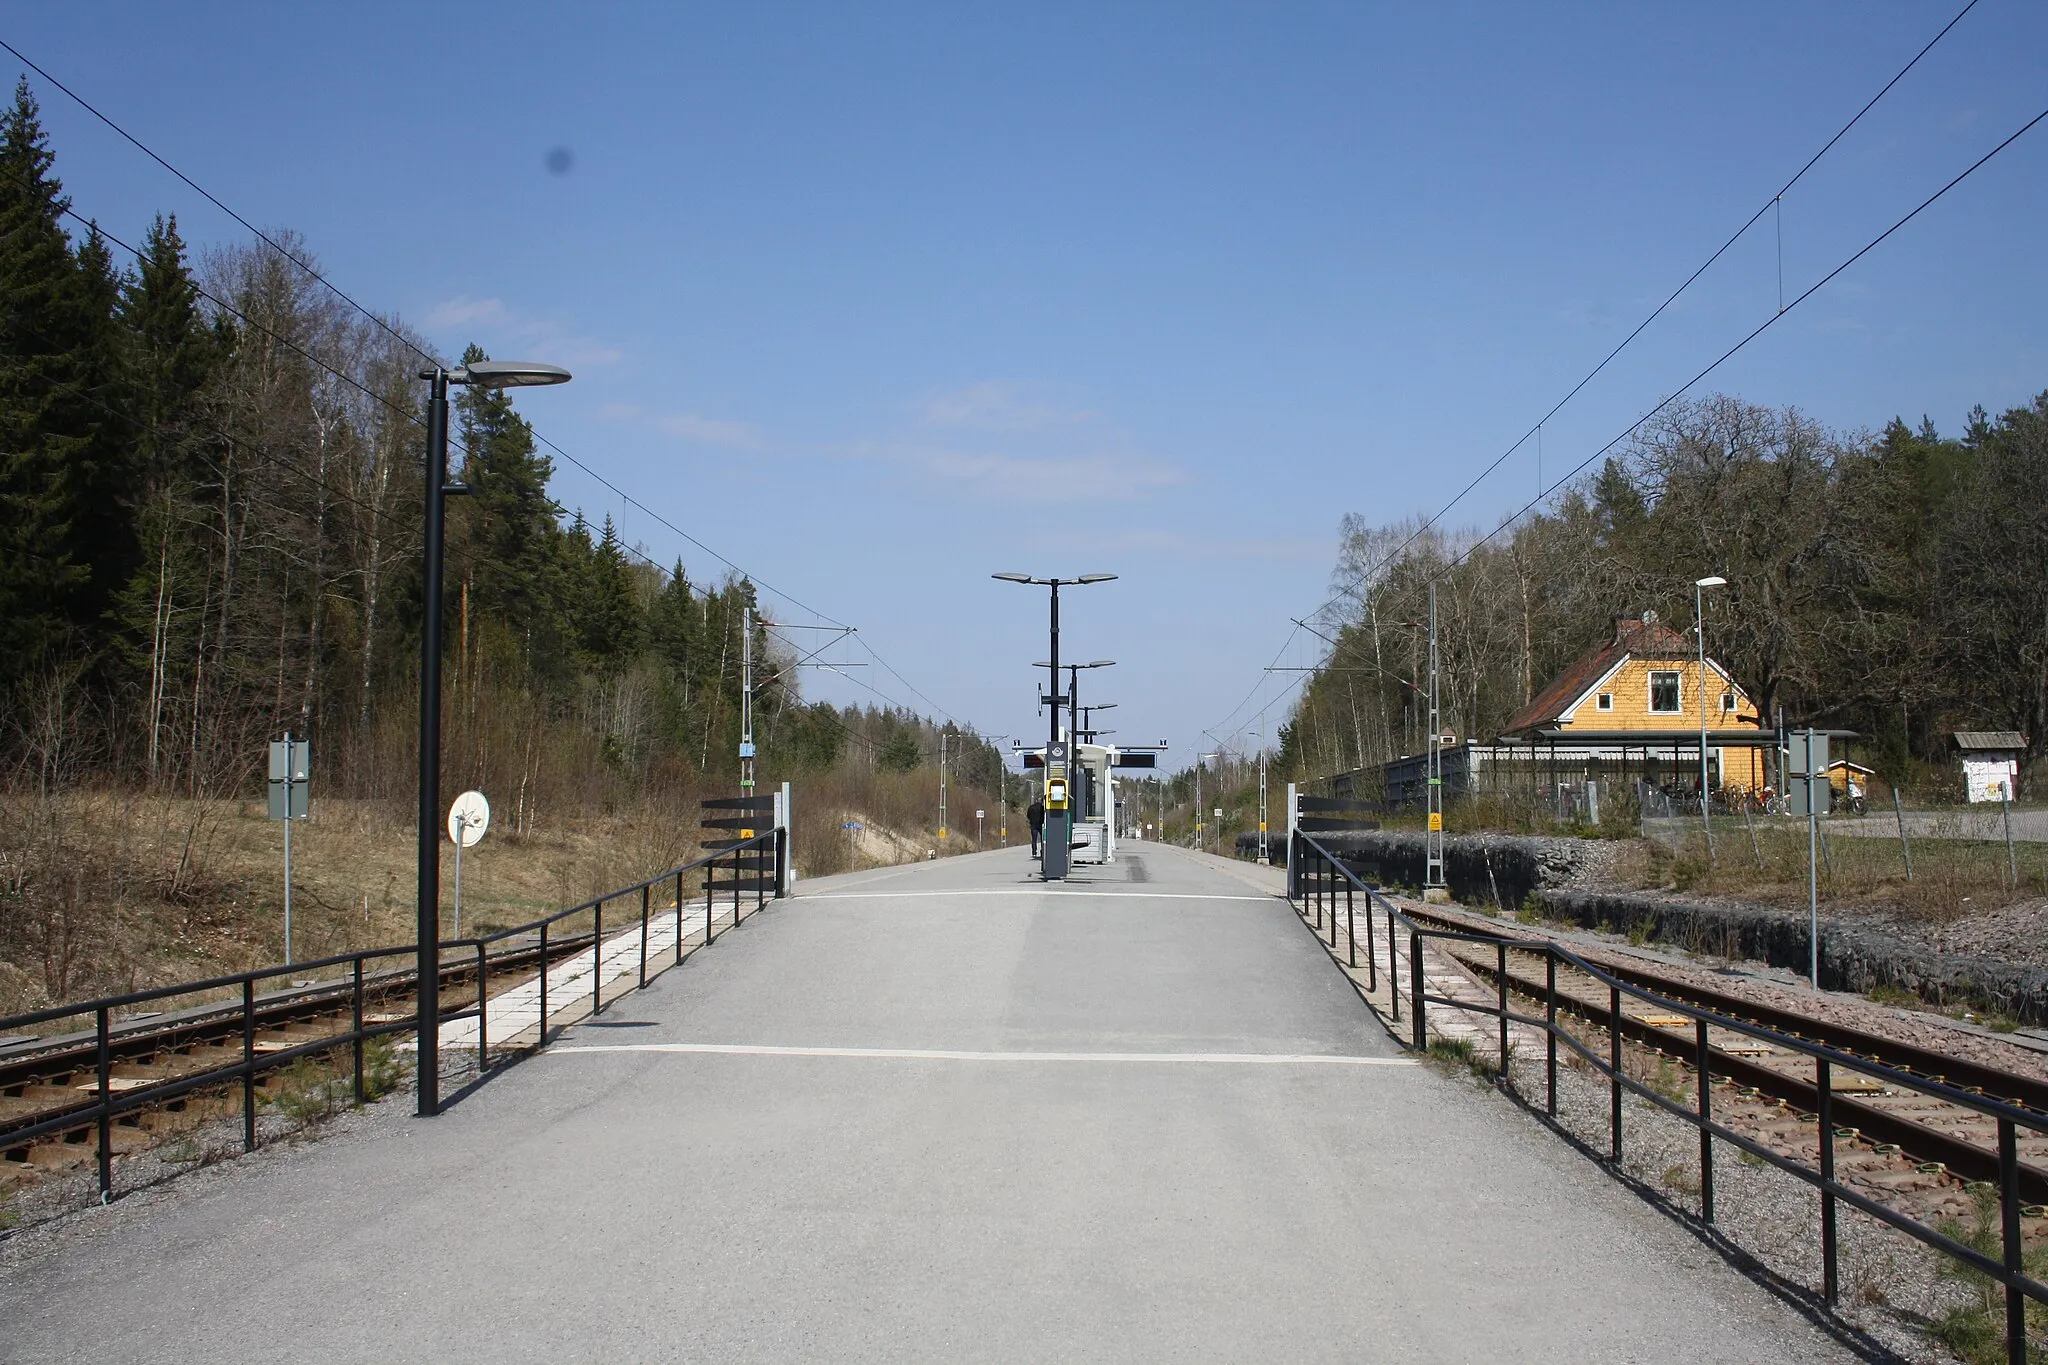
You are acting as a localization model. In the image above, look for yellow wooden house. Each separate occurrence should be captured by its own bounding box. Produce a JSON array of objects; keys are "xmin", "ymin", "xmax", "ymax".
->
[{"xmin": 1498, "ymin": 613, "xmax": 1769, "ymax": 794}]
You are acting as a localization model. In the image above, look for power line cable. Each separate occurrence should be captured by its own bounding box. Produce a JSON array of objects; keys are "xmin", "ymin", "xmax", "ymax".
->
[
  {"xmin": 0, "ymin": 43, "xmax": 856, "ymax": 635},
  {"xmin": 1436, "ymin": 98, "xmax": 2048, "ymax": 576},
  {"xmin": 1236, "ymin": 96, "xmax": 2048, "ymax": 749},
  {"xmin": 1293, "ymin": 0, "xmax": 1981, "ymax": 641},
  {"xmin": 0, "ymin": 73, "xmax": 976, "ymax": 728},
  {"xmin": 1209, "ymin": 5, "xmax": 2007, "ymax": 737},
  {"xmin": 0, "ymin": 37, "xmax": 441, "ymax": 370}
]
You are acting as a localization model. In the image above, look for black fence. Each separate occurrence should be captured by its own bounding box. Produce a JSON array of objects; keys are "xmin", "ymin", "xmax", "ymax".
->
[
  {"xmin": 0, "ymin": 829, "xmax": 785, "ymax": 1204},
  {"xmin": 1291, "ymin": 827, "xmax": 2047, "ymax": 1365}
]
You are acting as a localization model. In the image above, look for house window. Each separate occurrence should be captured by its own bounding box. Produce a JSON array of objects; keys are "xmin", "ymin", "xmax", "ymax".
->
[
  {"xmin": 1596, "ymin": 693, "xmax": 1613, "ymax": 712},
  {"xmin": 1721, "ymin": 690, "xmax": 1735, "ymax": 713},
  {"xmin": 1649, "ymin": 671, "xmax": 1681, "ymax": 714}
]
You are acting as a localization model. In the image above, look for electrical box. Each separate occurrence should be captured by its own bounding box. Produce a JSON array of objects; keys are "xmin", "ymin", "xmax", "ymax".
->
[{"xmin": 1787, "ymin": 731, "xmax": 1832, "ymax": 816}]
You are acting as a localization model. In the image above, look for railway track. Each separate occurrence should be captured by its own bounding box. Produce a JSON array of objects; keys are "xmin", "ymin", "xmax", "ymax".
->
[
  {"xmin": 1390, "ymin": 899, "xmax": 2048, "ymax": 1210},
  {"xmin": 0, "ymin": 930, "xmax": 597, "ymax": 1178}
]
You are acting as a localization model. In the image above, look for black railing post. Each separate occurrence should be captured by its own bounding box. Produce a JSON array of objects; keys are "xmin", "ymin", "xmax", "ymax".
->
[
  {"xmin": 242, "ymin": 977, "xmax": 257, "ymax": 1153},
  {"xmin": 1365, "ymin": 889, "xmax": 1377, "ymax": 989},
  {"xmin": 733, "ymin": 848, "xmax": 742, "ymax": 924},
  {"xmin": 705, "ymin": 864, "xmax": 715, "ymax": 944},
  {"xmin": 1696, "ymin": 1016, "xmax": 1714, "ymax": 1223},
  {"xmin": 1345, "ymin": 881, "xmax": 1356, "ymax": 969},
  {"xmin": 538, "ymin": 920, "xmax": 550, "ymax": 1047},
  {"xmin": 1496, "ymin": 941, "xmax": 1508, "ymax": 1082},
  {"xmin": 2001, "ymin": 1116, "xmax": 2025, "ymax": 1365},
  {"xmin": 1608, "ymin": 983, "xmax": 1622, "ymax": 1162},
  {"xmin": 477, "ymin": 941, "xmax": 489, "ymax": 1071},
  {"xmin": 757, "ymin": 839, "xmax": 767, "ymax": 916},
  {"xmin": 1545, "ymin": 951, "xmax": 1557, "ymax": 1117},
  {"xmin": 1818, "ymin": 1058, "xmax": 1838, "ymax": 1305},
  {"xmin": 592, "ymin": 898, "xmax": 604, "ymax": 1016},
  {"xmin": 95, "ymin": 1005, "xmax": 111, "ymax": 1200},
  {"xmin": 675, "ymin": 872, "xmax": 685, "ymax": 965},
  {"xmin": 639, "ymin": 884, "xmax": 651, "ymax": 989},
  {"xmin": 1410, "ymin": 931, "xmax": 1425, "ymax": 1050},
  {"xmin": 352, "ymin": 957, "xmax": 366, "ymax": 1105},
  {"xmin": 1388, "ymin": 904, "xmax": 1399, "ymax": 1022}
]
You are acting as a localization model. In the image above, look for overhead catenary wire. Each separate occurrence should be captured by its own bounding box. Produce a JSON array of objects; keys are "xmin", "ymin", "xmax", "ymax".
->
[
  {"xmin": 1302, "ymin": 0, "xmax": 1983, "ymax": 628},
  {"xmin": 1205, "ymin": 15, "xmax": 2024, "ymax": 745},
  {"xmin": 1203, "ymin": 0, "xmax": 1988, "ymax": 752},
  {"xmin": 1436, "ymin": 98, "xmax": 2048, "ymax": 578},
  {"xmin": 2, "ymin": 184, "xmax": 975, "ymax": 741},
  {"xmin": 0, "ymin": 50, "xmax": 878, "ymax": 633},
  {"xmin": 1223, "ymin": 96, "xmax": 2048, "ymax": 749},
  {"xmin": 0, "ymin": 55, "xmax": 981, "ymax": 731}
]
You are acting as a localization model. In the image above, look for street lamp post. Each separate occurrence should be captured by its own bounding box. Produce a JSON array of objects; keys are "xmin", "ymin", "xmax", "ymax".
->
[
  {"xmin": 1196, "ymin": 752, "xmax": 1219, "ymax": 852},
  {"xmin": 1696, "ymin": 575, "xmax": 1728, "ymax": 854},
  {"xmin": 416, "ymin": 359, "xmax": 570, "ymax": 1119},
  {"xmin": 993, "ymin": 573, "xmax": 1116, "ymax": 879}
]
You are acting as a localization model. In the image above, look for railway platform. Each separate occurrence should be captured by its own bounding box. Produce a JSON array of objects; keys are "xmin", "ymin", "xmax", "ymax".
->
[{"xmin": 1, "ymin": 844, "xmax": 1854, "ymax": 1362}]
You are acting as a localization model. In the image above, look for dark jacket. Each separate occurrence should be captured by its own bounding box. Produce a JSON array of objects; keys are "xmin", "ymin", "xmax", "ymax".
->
[{"xmin": 1026, "ymin": 800, "xmax": 1046, "ymax": 831}]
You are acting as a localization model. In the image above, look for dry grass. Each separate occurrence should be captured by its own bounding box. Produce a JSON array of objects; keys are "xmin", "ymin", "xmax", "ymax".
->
[
  {"xmin": 1633, "ymin": 817, "xmax": 2048, "ymax": 925},
  {"xmin": 0, "ymin": 759, "xmax": 1022, "ymax": 1016}
]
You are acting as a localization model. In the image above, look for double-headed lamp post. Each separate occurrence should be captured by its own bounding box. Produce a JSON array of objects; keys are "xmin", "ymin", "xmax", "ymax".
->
[
  {"xmin": 1695, "ymin": 575, "xmax": 1727, "ymax": 852},
  {"xmin": 417, "ymin": 359, "xmax": 571, "ymax": 1117},
  {"xmin": 993, "ymin": 573, "xmax": 1116, "ymax": 880}
]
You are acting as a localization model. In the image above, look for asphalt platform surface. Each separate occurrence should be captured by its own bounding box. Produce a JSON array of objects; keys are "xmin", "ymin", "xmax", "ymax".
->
[{"xmin": 2, "ymin": 843, "xmax": 1853, "ymax": 1362}]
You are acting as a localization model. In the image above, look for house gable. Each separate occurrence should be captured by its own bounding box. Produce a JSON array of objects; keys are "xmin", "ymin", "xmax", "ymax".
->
[{"xmin": 1503, "ymin": 615, "xmax": 1761, "ymax": 736}]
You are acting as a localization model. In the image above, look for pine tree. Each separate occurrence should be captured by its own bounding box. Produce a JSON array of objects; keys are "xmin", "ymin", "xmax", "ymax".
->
[
  {"xmin": 120, "ymin": 215, "xmax": 214, "ymax": 486},
  {"xmin": 111, "ymin": 215, "xmax": 219, "ymax": 778},
  {"xmin": 0, "ymin": 78, "xmax": 92, "ymax": 677},
  {"xmin": 579, "ymin": 514, "xmax": 643, "ymax": 668}
]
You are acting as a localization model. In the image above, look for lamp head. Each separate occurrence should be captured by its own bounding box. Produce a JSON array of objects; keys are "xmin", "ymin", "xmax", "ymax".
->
[
  {"xmin": 1077, "ymin": 573, "xmax": 1118, "ymax": 584},
  {"xmin": 450, "ymin": 360, "xmax": 572, "ymax": 389},
  {"xmin": 991, "ymin": 572, "xmax": 1035, "ymax": 584},
  {"xmin": 1695, "ymin": 575, "xmax": 1728, "ymax": 588}
]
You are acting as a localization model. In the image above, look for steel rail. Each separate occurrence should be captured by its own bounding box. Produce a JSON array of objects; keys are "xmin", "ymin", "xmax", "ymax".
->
[
  {"xmin": 0, "ymin": 831, "xmax": 785, "ymax": 1201},
  {"xmin": 1290, "ymin": 829, "xmax": 2048, "ymax": 1365},
  {"xmin": 1396, "ymin": 900, "xmax": 2048, "ymax": 1113}
]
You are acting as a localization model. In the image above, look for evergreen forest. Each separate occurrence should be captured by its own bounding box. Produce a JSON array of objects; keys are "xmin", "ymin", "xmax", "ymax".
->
[
  {"xmin": 0, "ymin": 81, "xmax": 1007, "ymax": 1007},
  {"xmin": 1275, "ymin": 390, "xmax": 2048, "ymax": 796}
]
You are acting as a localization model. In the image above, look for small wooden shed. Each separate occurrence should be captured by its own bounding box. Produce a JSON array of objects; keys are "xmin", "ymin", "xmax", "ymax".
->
[
  {"xmin": 1952, "ymin": 731, "xmax": 2025, "ymax": 803},
  {"xmin": 1825, "ymin": 759, "xmax": 1875, "ymax": 799}
]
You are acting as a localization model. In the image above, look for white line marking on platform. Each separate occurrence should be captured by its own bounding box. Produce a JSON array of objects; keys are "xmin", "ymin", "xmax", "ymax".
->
[
  {"xmin": 800, "ymin": 890, "xmax": 1274, "ymax": 903},
  {"xmin": 543, "ymin": 1042, "xmax": 1416, "ymax": 1065}
]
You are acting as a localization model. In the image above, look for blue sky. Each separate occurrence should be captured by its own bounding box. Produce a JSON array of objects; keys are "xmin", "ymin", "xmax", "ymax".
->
[{"xmin": 13, "ymin": 3, "xmax": 2048, "ymax": 763}]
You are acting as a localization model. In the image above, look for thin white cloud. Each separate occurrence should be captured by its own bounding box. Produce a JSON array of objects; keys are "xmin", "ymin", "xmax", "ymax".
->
[
  {"xmin": 914, "ymin": 381, "xmax": 1096, "ymax": 432},
  {"xmin": 423, "ymin": 296, "xmax": 510, "ymax": 330},
  {"xmin": 425, "ymin": 295, "xmax": 624, "ymax": 369},
  {"xmin": 849, "ymin": 380, "xmax": 1186, "ymax": 504},
  {"xmin": 599, "ymin": 402, "xmax": 765, "ymax": 453}
]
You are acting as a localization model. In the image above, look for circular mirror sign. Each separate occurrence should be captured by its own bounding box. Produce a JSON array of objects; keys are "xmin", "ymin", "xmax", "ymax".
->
[{"xmin": 448, "ymin": 790, "xmax": 491, "ymax": 848}]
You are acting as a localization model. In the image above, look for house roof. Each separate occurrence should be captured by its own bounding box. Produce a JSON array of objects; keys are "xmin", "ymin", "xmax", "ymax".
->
[
  {"xmin": 1501, "ymin": 616, "xmax": 1710, "ymax": 736},
  {"xmin": 1953, "ymin": 731, "xmax": 2027, "ymax": 752}
]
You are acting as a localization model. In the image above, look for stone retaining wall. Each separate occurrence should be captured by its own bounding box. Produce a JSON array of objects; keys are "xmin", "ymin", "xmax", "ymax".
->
[
  {"xmin": 1534, "ymin": 889, "xmax": 2048, "ymax": 1024},
  {"xmin": 1283, "ymin": 828, "xmax": 2048, "ymax": 1023}
]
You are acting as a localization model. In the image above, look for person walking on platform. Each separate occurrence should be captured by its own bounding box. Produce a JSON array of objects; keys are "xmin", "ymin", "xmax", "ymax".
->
[{"xmin": 1027, "ymin": 798, "xmax": 1046, "ymax": 857}]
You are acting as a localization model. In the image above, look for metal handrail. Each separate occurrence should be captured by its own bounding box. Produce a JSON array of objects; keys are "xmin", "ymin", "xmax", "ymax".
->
[
  {"xmin": 0, "ymin": 827, "xmax": 787, "ymax": 1205},
  {"xmin": 1291, "ymin": 828, "xmax": 2047, "ymax": 1364}
]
